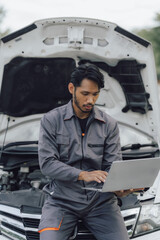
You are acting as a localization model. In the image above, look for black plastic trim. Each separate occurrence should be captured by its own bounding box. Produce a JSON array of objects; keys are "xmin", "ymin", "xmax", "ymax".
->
[
  {"xmin": 0, "ymin": 57, "xmax": 74, "ymax": 117},
  {"xmin": 115, "ymin": 26, "xmax": 150, "ymax": 48},
  {"xmin": 0, "ymin": 211, "xmax": 21, "ymax": 222},
  {"xmin": 1, "ymin": 24, "xmax": 37, "ymax": 43},
  {"xmin": 1, "ymin": 222, "xmax": 25, "ymax": 235},
  {"xmin": 23, "ymin": 218, "xmax": 40, "ymax": 228},
  {"xmin": 79, "ymin": 59, "xmax": 152, "ymax": 114},
  {"xmin": 21, "ymin": 205, "xmax": 42, "ymax": 214}
]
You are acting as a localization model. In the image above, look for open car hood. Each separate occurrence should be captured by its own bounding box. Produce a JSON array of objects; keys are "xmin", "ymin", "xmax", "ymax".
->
[{"xmin": 0, "ymin": 17, "xmax": 160, "ymax": 142}]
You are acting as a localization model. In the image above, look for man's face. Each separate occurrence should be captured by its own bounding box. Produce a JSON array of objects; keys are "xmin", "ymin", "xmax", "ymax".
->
[{"xmin": 68, "ymin": 78, "xmax": 100, "ymax": 118}]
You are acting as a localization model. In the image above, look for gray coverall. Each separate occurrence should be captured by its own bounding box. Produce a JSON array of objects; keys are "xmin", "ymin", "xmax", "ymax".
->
[{"xmin": 38, "ymin": 100, "xmax": 129, "ymax": 240}]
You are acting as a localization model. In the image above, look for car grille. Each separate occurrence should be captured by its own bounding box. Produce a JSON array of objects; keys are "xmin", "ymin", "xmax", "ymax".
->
[
  {"xmin": 26, "ymin": 231, "xmax": 39, "ymax": 240},
  {"xmin": 23, "ymin": 218, "xmax": 40, "ymax": 228},
  {"xmin": 0, "ymin": 204, "xmax": 140, "ymax": 240}
]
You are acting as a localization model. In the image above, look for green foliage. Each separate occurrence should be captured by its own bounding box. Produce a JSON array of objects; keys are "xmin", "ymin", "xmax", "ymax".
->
[
  {"xmin": 0, "ymin": 6, "xmax": 10, "ymax": 38},
  {"xmin": 155, "ymin": 13, "xmax": 160, "ymax": 22},
  {"xmin": 135, "ymin": 14, "xmax": 160, "ymax": 80}
]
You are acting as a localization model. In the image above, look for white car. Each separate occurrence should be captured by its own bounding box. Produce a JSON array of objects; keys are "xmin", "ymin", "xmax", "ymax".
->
[{"xmin": 0, "ymin": 17, "xmax": 160, "ymax": 240}]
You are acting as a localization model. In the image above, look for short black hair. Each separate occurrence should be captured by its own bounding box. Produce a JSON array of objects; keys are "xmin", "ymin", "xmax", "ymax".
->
[{"xmin": 70, "ymin": 64, "xmax": 104, "ymax": 89}]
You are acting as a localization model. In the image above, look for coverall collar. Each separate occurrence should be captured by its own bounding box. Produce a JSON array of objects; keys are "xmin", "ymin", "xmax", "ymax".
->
[{"xmin": 64, "ymin": 100, "xmax": 106, "ymax": 123}]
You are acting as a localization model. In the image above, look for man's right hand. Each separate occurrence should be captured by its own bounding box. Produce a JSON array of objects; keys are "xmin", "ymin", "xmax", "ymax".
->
[{"xmin": 78, "ymin": 170, "xmax": 108, "ymax": 183}]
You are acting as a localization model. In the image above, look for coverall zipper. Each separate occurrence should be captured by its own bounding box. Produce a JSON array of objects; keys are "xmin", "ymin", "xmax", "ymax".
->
[
  {"xmin": 80, "ymin": 118, "xmax": 93, "ymax": 200},
  {"xmin": 81, "ymin": 133, "xmax": 87, "ymax": 198}
]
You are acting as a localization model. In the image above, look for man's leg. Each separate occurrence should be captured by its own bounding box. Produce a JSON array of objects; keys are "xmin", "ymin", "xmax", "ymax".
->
[
  {"xmin": 82, "ymin": 194, "xmax": 129, "ymax": 240},
  {"xmin": 39, "ymin": 214, "xmax": 77, "ymax": 240},
  {"xmin": 39, "ymin": 196, "xmax": 78, "ymax": 240}
]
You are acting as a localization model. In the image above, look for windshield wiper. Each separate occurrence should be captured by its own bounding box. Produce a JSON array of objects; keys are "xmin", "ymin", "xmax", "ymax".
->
[
  {"xmin": 121, "ymin": 143, "xmax": 158, "ymax": 151},
  {"xmin": 95, "ymin": 103, "xmax": 106, "ymax": 106},
  {"xmin": 1, "ymin": 141, "xmax": 38, "ymax": 151}
]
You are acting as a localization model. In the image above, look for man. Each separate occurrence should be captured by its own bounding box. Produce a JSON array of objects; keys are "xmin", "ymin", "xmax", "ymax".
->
[{"xmin": 38, "ymin": 64, "xmax": 130, "ymax": 240}]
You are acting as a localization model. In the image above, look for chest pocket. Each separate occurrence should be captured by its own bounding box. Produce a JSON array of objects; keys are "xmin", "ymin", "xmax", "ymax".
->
[
  {"xmin": 56, "ymin": 135, "xmax": 69, "ymax": 161},
  {"xmin": 88, "ymin": 143, "xmax": 104, "ymax": 156}
]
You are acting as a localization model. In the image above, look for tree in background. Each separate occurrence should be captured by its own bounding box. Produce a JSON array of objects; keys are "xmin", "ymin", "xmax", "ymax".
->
[
  {"xmin": 0, "ymin": 6, "xmax": 10, "ymax": 38},
  {"xmin": 135, "ymin": 13, "xmax": 160, "ymax": 80}
]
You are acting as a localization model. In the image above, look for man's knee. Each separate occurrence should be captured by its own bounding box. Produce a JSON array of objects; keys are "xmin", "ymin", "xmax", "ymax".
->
[{"xmin": 39, "ymin": 229, "xmax": 62, "ymax": 240}]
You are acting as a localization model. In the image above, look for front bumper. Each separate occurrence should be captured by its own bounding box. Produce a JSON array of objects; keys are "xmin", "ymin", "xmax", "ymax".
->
[{"xmin": 0, "ymin": 203, "xmax": 156, "ymax": 240}]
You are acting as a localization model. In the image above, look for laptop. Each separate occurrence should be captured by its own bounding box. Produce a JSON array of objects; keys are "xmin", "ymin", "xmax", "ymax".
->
[{"xmin": 82, "ymin": 157, "xmax": 160, "ymax": 192}]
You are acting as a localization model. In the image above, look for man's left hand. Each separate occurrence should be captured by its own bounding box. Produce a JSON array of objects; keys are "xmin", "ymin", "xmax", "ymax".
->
[{"xmin": 114, "ymin": 188, "xmax": 144, "ymax": 198}]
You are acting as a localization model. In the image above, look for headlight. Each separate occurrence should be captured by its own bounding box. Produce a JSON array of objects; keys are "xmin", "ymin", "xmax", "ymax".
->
[
  {"xmin": 134, "ymin": 204, "xmax": 160, "ymax": 237},
  {"xmin": 121, "ymin": 207, "xmax": 140, "ymax": 237}
]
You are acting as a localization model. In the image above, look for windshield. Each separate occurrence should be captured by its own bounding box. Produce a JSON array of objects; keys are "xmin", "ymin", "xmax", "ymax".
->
[{"xmin": 0, "ymin": 120, "xmax": 154, "ymax": 147}]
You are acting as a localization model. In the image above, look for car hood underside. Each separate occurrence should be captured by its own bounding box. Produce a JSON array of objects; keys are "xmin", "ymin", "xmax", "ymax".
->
[{"xmin": 0, "ymin": 17, "xmax": 160, "ymax": 141}]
